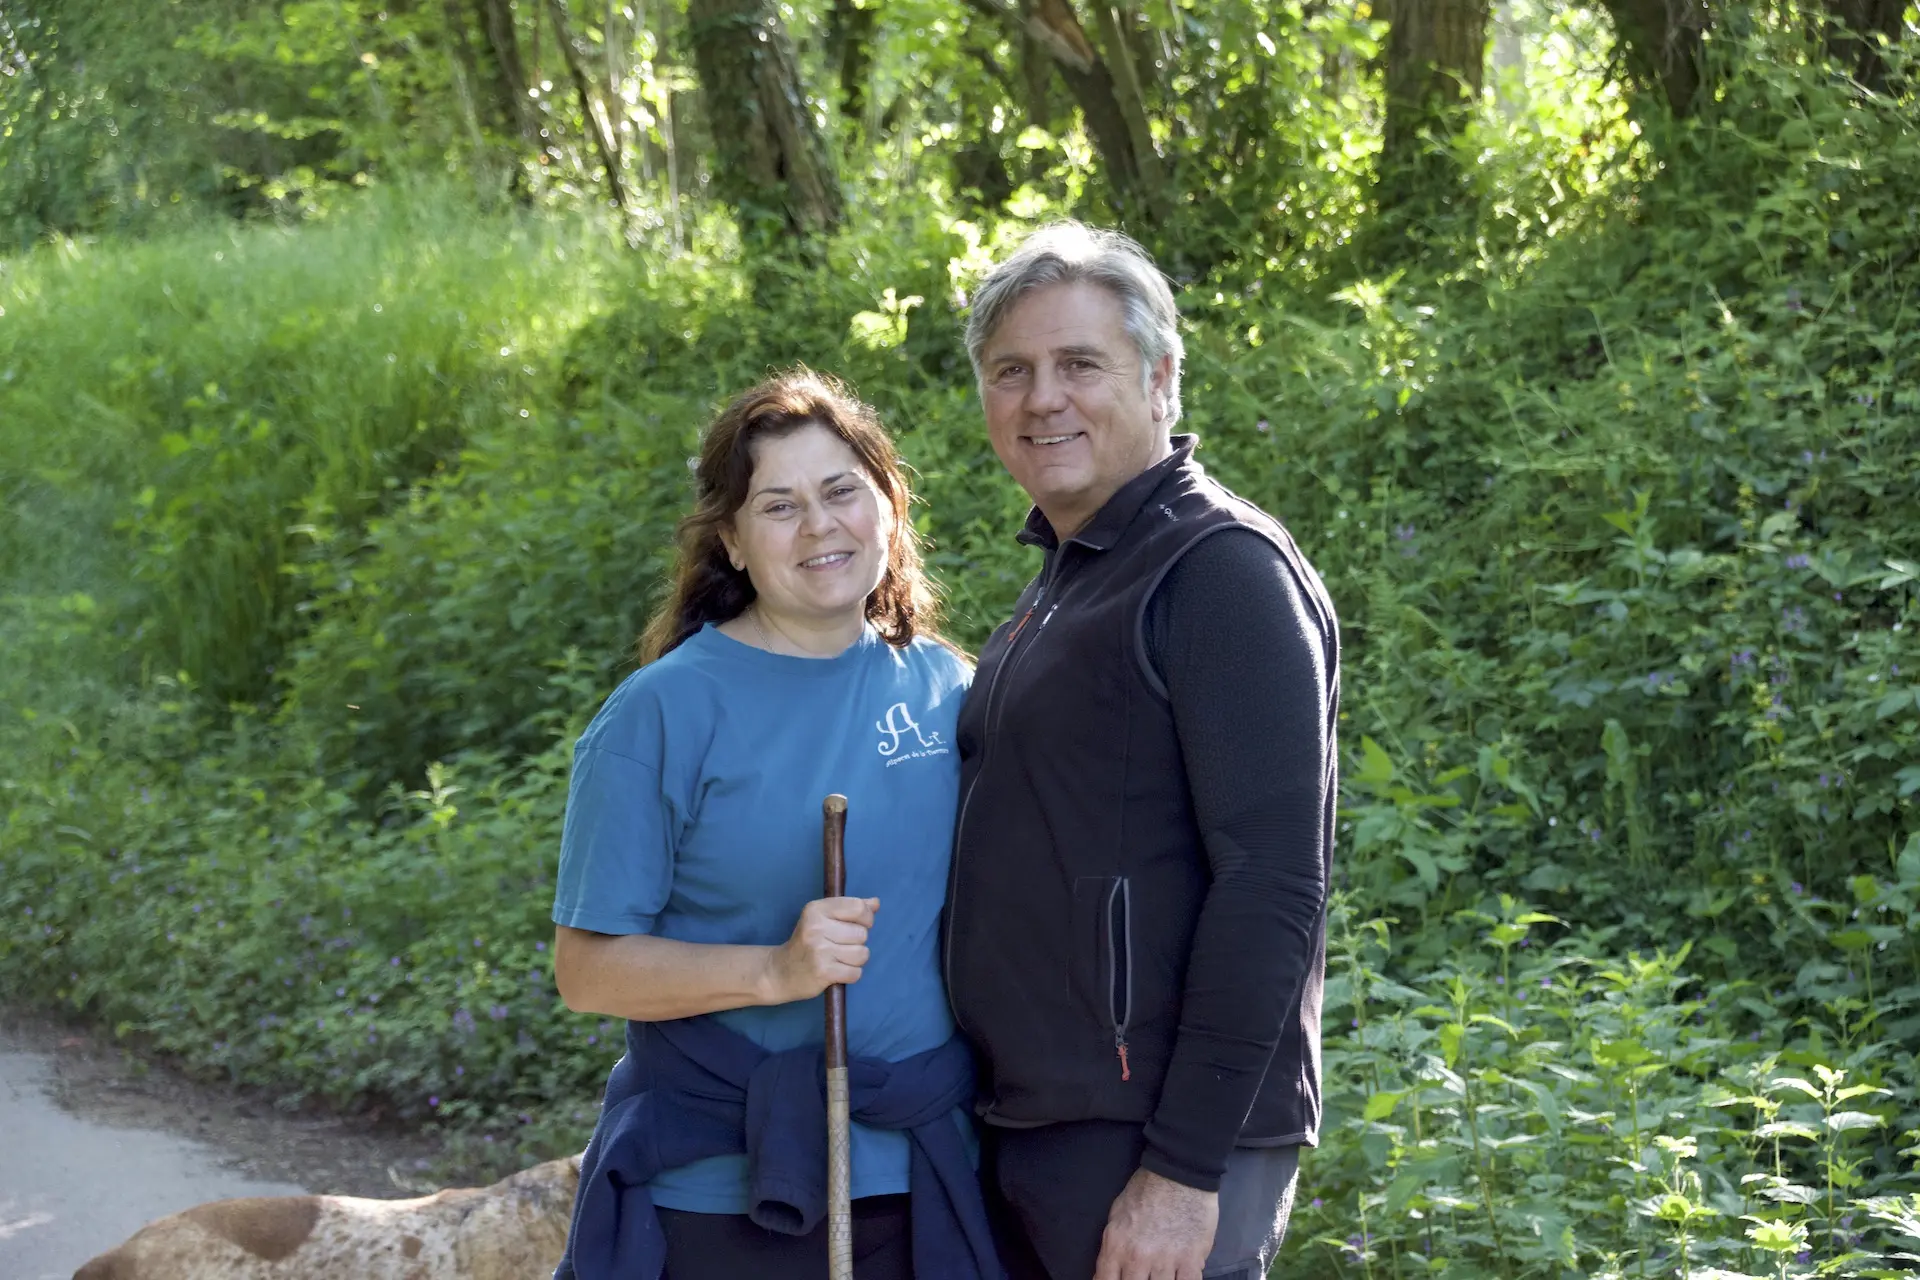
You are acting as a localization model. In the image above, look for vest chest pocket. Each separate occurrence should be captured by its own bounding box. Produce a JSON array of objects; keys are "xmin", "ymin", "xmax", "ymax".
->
[{"xmin": 1069, "ymin": 876, "xmax": 1134, "ymax": 1078}]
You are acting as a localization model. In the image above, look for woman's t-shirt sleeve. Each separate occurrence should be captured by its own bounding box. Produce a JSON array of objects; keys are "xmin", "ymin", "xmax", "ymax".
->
[{"xmin": 551, "ymin": 680, "xmax": 683, "ymax": 936}]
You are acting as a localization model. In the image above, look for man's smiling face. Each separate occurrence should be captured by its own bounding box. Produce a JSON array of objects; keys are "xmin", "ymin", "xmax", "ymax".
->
[{"xmin": 978, "ymin": 281, "xmax": 1173, "ymax": 538}]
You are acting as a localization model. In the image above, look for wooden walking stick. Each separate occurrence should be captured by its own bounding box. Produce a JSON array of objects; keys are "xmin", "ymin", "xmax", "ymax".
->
[{"xmin": 822, "ymin": 793, "xmax": 854, "ymax": 1280}]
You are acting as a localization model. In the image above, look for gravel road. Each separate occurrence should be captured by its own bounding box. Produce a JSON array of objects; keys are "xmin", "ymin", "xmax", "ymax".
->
[{"xmin": 0, "ymin": 1012, "xmax": 450, "ymax": 1280}]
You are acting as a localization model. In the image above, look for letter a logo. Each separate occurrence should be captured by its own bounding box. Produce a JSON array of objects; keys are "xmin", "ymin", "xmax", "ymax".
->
[{"xmin": 876, "ymin": 702, "xmax": 941, "ymax": 756}]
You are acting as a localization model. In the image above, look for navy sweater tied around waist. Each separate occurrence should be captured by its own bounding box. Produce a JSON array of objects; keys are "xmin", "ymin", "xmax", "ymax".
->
[{"xmin": 554, "ymin": 1017, "xmax": 1004, "ymax": 1280}]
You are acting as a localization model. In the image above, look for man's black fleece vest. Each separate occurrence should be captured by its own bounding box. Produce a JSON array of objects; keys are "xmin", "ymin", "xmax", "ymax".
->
[{"xmin": 944, "ymin": 435, "xmax": 1336, "ymax": 1147}]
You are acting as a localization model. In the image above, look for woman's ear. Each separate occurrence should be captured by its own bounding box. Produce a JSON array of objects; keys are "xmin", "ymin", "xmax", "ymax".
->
[{"xmin": 718, "ymin": 523, "xmax": 744, "ymax": 573}]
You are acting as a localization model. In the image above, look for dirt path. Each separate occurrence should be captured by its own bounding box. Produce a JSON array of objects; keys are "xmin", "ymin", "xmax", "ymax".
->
[{"xmin": 0, "ymin": 1009, "xmax": 455, "ymax": 1278}]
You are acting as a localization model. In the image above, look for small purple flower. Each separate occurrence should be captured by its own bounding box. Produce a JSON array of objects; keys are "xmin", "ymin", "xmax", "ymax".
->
[
  {"xmin": 535, "ymin": 941, "xmax": 546, "ymax": 952},
  {"xmin": 428, "ymin": 1095, "xmax": 440, "ymax": 1107},
  {"xmin": 1785, "ymin": 553, "xmax": 1810, "ymax": 569},
  {"xmin": 390, "ymin": 956, "xmax": 401, "ymax": 966},
  {"xmin": 1256, "ymin": 419, "xmax": 1271, "ymax": 434}
]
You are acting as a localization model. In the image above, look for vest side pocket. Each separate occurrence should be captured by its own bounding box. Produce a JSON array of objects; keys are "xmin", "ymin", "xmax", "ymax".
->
[{"xmin": 1069, "ymin": 875, "xmax": 1132, "ymax": 1072}]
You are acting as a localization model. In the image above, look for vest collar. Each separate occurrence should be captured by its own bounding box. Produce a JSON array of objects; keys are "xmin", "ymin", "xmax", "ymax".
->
[{"xmin": 1016, "ymin": 434, "xmax": 1198, "ymax": 552}]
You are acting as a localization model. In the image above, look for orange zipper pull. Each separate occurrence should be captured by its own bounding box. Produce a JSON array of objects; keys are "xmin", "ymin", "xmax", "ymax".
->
[{"xmin": 1116, "ymin": 1038, "xmax": 1131, "ymax": 1082}]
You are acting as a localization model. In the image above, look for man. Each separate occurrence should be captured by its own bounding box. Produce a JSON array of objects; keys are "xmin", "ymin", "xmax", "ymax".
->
[{"xmin": 944, "ymin": 222, "xmax": 1339, "ymax": 1280}]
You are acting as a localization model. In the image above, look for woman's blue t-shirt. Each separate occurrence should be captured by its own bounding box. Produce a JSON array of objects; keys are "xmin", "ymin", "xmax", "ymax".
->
[{"xmin": 552, "ymin": 622, "xmax": 972, "ymax": 1213}]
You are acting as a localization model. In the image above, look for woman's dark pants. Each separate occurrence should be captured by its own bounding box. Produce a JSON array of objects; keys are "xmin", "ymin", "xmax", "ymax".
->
[{"xmin": 658, "ymin": 1194, "xmax": 912, "ymax": 1280}]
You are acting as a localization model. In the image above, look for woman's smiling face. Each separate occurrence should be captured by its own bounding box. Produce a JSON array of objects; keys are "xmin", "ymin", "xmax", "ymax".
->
[{"xmin": 720, "ymin": 423, "xmax": 893, "ymax": 630}]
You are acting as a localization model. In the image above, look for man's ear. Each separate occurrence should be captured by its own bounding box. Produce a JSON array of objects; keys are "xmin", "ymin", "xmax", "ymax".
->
[{"xmin": 1147, "ymin": 354, "xmax": 1176, "ymax": 424}]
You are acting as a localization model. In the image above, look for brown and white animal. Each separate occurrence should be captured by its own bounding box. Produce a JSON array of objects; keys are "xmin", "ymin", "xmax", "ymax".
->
[{"xmin": 73, "ymin": 1155, "xmax": 580, "ymax": 1280}]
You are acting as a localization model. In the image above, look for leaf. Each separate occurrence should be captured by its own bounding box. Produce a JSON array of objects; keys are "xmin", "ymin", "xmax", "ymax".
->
[
  {"xmin": 1755, "ymin": 1120, "xmax": 1820, "ymax": 1141},
  {"xmin": 1591, "ymin": 1038, "xmax": 1652, "ymax": 1068},
  {"xmin": 1879, "ymin": 558, "xmax": 1919, "ymax": 589},
  {"xmin": 1875, "ymin": 690, "xmax": 1914, "ymax": 719},
  {"xmin": 1835, "ymin": 1082, "xmax": 1892, "ymax": 1103},
  {"xmin": 1746, "ymin": 1216, "xmax": 1809, "ymax": 1251},
  {"xmin": 1826, "ymin": 1110, "xmax": 1886, "ymax": 1132},
  {"xmin": 1439, "ymin": 1022, "xmax": 1463, "ymax": 1069},
  {"xmin": 1400, "ymin": 844, "xmax": 1440, "ymax": 891},
  {"xmin": 1362, "ymin": 1090, "xmax": 1404, "ymax": 1122},
  {"xmin": 1858, "ymin": 1193, "xmax": 1920, "ymax": 1241},
  {"xmin": 1355, "ymin": 735, "xmax": 1394, "ymax": 789},
  {"xmin": 1769, "ymin": 1076, "xmax": 1823, "ymax": 1099},
  {"xmin": 1651, "ymin": 1192, "xmax": 1699, "ymax": 1222}
]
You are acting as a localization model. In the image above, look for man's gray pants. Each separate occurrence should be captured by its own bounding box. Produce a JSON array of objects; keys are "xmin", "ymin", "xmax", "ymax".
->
[{"xmin": 985, "ymin": 1120, "xmax": 1302, "ymax": 1279}]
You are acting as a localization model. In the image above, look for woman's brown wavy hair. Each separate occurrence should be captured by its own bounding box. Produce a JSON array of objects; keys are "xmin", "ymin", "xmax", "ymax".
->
[{"xmin": 638, "ymin": 368, "xmax": 947, "ymax": 664}]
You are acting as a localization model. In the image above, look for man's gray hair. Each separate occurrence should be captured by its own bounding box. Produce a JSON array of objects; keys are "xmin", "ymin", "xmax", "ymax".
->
[{"xmin": 965, "ymin": 221, "xmax": 1184, "ymax": 426}]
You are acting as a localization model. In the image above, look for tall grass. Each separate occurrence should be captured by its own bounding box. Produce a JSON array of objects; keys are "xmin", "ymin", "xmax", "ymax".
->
[{"xmin": 0, "ymin": 190, "xmax": 627, "ymax": 714}]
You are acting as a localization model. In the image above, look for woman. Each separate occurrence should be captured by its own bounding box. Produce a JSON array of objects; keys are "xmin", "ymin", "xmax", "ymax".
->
[{"xmin": 549, "ymin": 369, "xmax": 1000, "ymax": 1280}]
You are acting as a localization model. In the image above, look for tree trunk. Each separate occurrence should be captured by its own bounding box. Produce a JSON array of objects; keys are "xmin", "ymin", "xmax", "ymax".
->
[
  {"xmin": 827, "ymin": 0, "xmax": 878, "ymax": 120},
  {"xmin": 1376, "ymin": 0, "xmax": 1489, "ymax": 220},
  {"xmin": 1089, "ymin": 3, "xmax": 1167, "ymax": 216},
  {"xmin": 687, "ymin": 0, "xmax": 842, "ymax": 239},
  {"xmin": 1019, "ymin": 24, "xmax": 1060, "ymax": 132},
  {"xmin": 965, "ymin": 0, "xmax": 1167, "ymax": 218},
  {"xmin": 1822, "ymin": 0, "xmax": 1908, "ymax": 91},
  {"xmin": 1492, "ymin": 0, "xmax": 1525, "ymax": 118},
  {"xmin": 1599, "ymin": 0, "xmax": 1710, "ymax": 119},
  {"xmin": 472, "ymin": 0, "xmax": 539, "ymax": 142},
  {"xmin": 544, "ymin": 0, "xmax": 629, "ymax": 208}
]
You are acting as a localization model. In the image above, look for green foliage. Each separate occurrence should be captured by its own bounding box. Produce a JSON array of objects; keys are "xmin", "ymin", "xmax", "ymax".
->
[
  {"xmin": 1, "ymin": 6, "xmax": 1918, "ymax": 1268},
  {"xmin": 1305, "ymin": 888, "xmax": 1920, "ymax": 1277}
]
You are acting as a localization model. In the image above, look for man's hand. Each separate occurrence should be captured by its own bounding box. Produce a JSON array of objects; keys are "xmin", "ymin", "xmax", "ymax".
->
[{"xmin": 1092, "ymin": 1166, "xmax": 1219, "ymax": 1280}]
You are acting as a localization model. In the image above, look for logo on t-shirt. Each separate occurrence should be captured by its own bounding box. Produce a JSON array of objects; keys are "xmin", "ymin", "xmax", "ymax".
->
[{"xmin": 876, "ymin": 702, "xmax": 948, "ymax": 766}]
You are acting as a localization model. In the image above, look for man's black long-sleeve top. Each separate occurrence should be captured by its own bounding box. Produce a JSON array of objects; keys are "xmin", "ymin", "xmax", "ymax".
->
[{"xmin": 944, "ymin": 436, "xmax": 1340, "ymax": 1193}]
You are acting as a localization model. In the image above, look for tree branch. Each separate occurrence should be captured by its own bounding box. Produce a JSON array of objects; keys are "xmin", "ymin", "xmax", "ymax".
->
[{"xmin": 960, "ymin": 0, "xmax": 1094, "ymax": 73}]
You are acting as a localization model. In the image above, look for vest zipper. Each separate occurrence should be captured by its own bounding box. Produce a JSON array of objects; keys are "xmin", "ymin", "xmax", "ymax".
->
[{"xmin": 945, "ymin": 546, "xmax": 1071, "ymax": 1038}]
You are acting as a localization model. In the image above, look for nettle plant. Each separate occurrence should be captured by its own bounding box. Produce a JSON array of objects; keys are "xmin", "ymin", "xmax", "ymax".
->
[{"xmin": 1288, "ymin": 889, "xmax": 1920, "ymax": 1279}]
